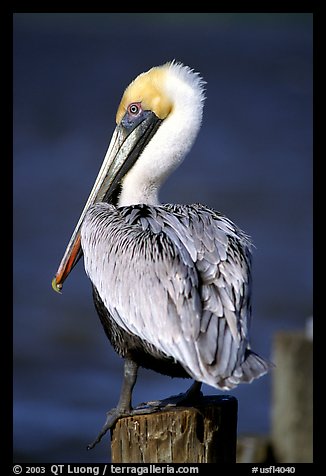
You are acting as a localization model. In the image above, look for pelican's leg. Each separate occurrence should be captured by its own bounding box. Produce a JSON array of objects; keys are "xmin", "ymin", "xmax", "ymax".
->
[
  {"xmin": 181, "ymin": 380, "xmax": 203, "ymax": 402},
  {"xmin": 161, "ymin": 380, "xmax": 203, "ymax": 406},
  {"xmin": 87, "ymin": 357, "xmax": 138, "ymax": 450}
]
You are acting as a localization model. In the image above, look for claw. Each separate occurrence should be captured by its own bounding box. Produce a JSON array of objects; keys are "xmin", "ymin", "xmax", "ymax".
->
[{"xmin": 87, "ymin": 408, "xmax": 129, "ymax": 450}]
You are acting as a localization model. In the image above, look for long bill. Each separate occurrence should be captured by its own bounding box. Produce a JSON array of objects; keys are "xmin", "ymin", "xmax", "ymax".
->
[{"xmin": 52, "ymin": 112, "xmax": 162, "ymax": 293}]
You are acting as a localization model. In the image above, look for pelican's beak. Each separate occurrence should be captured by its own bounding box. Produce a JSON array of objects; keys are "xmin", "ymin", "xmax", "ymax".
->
[{"xmin": 52, "ymin": 111, "xmax": 162, "ymax": 293}]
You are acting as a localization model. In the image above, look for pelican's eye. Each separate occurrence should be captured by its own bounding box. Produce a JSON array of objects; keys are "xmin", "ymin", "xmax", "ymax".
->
[
  {"xmin": 128, "ymin": 103, "xmax": 142, "ymax": 116},
  {"xmin": 122, "ymin": 102, "xmax": 149, "ymax": 131}
]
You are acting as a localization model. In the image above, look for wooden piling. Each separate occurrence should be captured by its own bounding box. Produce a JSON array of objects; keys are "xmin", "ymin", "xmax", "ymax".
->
[
  {"xmin": 271, "ymin": 330, "xmax": 313, "ymax": 463},
  {"xmin": 111, "ymin": 395, "xmax": 238, "ymax": 463}
]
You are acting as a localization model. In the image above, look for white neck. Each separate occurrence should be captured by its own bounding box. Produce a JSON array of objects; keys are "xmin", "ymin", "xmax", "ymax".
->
[{"xmin": 118, "ymin": 64, "xmax": 205, "ymax": 207}]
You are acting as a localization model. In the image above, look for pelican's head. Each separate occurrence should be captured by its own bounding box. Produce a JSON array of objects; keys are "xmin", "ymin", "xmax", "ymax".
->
[{"xmin": 52, "ymin": 61, "xmax": 205, "ymax": 292}]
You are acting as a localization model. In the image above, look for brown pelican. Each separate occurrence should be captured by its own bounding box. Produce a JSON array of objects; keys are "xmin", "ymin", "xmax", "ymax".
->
[{"xmin": 52, "ymin": 61, "xmax": 270, "ymax": 449}]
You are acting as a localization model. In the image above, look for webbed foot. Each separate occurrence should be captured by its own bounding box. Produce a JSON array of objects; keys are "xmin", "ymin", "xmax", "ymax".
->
[{"xmin": 134, "ymin": 380, "xmax": 203, "ymax": 412}]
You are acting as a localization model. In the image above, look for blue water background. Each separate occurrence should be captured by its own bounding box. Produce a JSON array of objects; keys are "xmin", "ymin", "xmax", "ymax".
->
[{"xmin": 13, "ymin": 13, "xmax": 312, "ymax": 463}]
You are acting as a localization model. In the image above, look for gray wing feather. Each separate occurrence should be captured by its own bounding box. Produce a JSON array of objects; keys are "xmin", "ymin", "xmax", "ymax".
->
[{"xmin": 81, "ymin": 202, "xmax": 268, "ymax": 389}]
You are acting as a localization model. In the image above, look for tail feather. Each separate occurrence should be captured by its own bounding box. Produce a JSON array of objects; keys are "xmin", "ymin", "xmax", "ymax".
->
[{"xmin": 221, "ymin": 349, "xmax": 273, "ymax": 389}]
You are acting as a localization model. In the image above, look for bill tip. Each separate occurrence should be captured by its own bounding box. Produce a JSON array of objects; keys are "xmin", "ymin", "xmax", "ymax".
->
[{"xmin": 52, "ymin": 276, "xmax": 63, "ymax": 294}]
